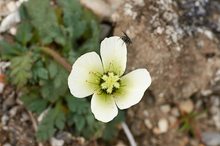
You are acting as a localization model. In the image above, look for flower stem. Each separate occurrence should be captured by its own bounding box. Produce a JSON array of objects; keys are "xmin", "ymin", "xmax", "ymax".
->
[
  {"xmin": 122, "ymin": 122, "xmax": 137, "ymax": 146},
  {"xmin": 41, "ymin": 47, "xmax": 72, "ymax": 72}
]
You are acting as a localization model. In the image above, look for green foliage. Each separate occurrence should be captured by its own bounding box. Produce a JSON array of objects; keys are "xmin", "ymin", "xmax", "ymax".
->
[
  {"xmin": 20, "ymin": 91, "xmax": 48, "ymax": 114},
  {"xmin": 179, "ymin": 111, "xmax": 201, "ymax": 136},
  {"xmin": 36, "ymin": 103, "xmax": 66, "ymax": 141},
  {"xmin": 10, "ymin": 53, "xmax": 33, "ymax": 88},
  {"xmin": 15, "ymin": 22, "xmax": 33, "ymax": 45},
  {"xmin": 65, "ymin": 96, "xmax": 104, "ymax": 138},
  {"xmin": 24, "ymin": 0, "xmax": 63, "ymax": 45},
  {"xmin": 0, "ymin": 0, "xmax": 123, "ymax": 142},
  {"xmin": 102, "ymin": 111, "xmax": 125, "ymax": 141},
  {"xmin": 0, "ymin": 41, "xmax": 27, "ymax": 59}
]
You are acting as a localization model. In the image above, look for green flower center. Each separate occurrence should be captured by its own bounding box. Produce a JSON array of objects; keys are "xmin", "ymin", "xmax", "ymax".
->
[{"xmin": 100, "ymin": 72, "xmax": 120, "ymax": 94}]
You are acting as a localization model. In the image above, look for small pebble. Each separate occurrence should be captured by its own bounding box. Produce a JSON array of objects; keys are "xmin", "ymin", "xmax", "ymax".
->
[
  {"xmin": 9, "ymin": 27, "xmax": 16, "ymax": 35},
  {"xmin": 1, "ymin": 114, "xmax": 9, "ymax": 125},
  {"xmin": 171, "ymin": 107, "xmax": 180, "ymax": 117},
  {"xmin": 6, "ymin": 1, "xmax": 17, "ymax": 12},
  {"xmin": 3, "ymin": 94, "xmax": 16, "ymax": 109},
  {"xmin": 195, "ymin": 100, "xmax": 203, "ymax": 109},
  {"xmin": 168, "ymin": 116, "xmax": 177, "ymax": 126},
  {"xmin": 213, "ymin": 111, "xmax": 220, "ymax": 129},
  {"xmin": 56, "ymin": 131, "xmax": 72, "ymax": 143},
  {"xmin": 160, "ymin": 104, "xmax": 171, "ymax": 114},
  {"xmin": 133, "ymin": 0, "xmax": 145, "ymax": 7},
  {"xmin": 144, "ymin": 119, "xmax": 153, "ymax": 129},
  {"xmin": 9, "ymin": 106, "xmax": 18, "ymax": 117},
  {"xmin": 211, "ymin": 96, "xmax": 220, "ymax": 106},
  {"xmin": 3, "ymin": 143, "xmax": 11, "ymax": 146},
  {"xmin": 201, "ymin": 89, "xmax": 212, "ymax": 96},
  {"xmin": 21, "ymin": 113, "xmax": 29, "ymax": 122},
  {"xmin": 162, "ymin": 11, "xmax": 173, "ymax": 22},
  {"xmin": 153, "ymin": 127, "xmax": 161, "ymax": 135},
  {"xmin": 158, "ymin": 118, "xmax": 169, "ymax": 133},
  {"xmin": 0, "ymin": 82, "xmax": 4, "ymax": 93},
  {"xmin": 179, "ymin": 99, "xmax": 194, "ymax": 114},
  {"xmin": 143, "ymin": 110, "xmax": 149, "ymax": 117},
  {"xmin": 3, "ymin": 126, "xmax": 8, "ymax": 130},
  {"xmin": 155, "ymin": 27, "xmax": 164, "ymax": 34},
  {"xmin": 116, "ymin": 141, "xmax": 127, "ymax": 146},
  {"xmin": 50, "ymin": 137, "xmax": 64, "ymax": 146}
]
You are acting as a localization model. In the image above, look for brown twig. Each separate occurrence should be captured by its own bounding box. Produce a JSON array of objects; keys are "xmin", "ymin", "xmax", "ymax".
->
[
  {"xmin": 41, "ymin": 47, "xmax": 72, "ymax": 72},
  {"xmin": 25, "ymin": 108, "xmax": 43, "ymax": 146}
]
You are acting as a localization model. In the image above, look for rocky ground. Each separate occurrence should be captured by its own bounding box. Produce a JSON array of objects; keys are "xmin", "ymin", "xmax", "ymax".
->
[
  {"xmin": 1, "ymin": 0, "xmax": 220, "ymax": 146},
  {"xmin": 112, "ymin": 0, "xmax": 220, "ymax": 145}
]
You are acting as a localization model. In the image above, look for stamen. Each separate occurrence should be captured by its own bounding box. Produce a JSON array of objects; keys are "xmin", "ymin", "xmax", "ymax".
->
[
  {"xmin": 100, "ymin": 72, "xmax": 120, "ymax": 94},
  {"xmin": 89, "ymin": 71, "xmax": 102, "ymax": 77},
  {"xmin": 86, "ymin": 80, "xmax": 99, "ymax": 85}
]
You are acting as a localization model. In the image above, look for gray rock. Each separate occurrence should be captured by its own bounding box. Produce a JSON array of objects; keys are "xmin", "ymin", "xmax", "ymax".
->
[
  {"xmin": 202, "ymin": 132, "xmax": 220, "ymax": 146},
  {"xmin": 50, "ymin": 137, "xmax": 64, "ymax": 146}
]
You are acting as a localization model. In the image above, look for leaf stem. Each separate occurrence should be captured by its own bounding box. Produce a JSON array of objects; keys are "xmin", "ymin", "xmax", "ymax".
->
[{"xmin": 41, "ymin": 47, "xmax": 72, "ymax": 72}]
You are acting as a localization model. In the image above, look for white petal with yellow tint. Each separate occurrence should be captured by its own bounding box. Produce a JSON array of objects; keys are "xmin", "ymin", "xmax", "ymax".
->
[
  {"xmin": 100, "ymin": 36, "xmax": 127, "ymax": 76},
  {"xmin": 114, "ymin": 69, "xmax": 151, "ymax": 109},
  {"xmin": 91, "ymin": 92, "xmax": 118, "ymax": 122},
  {"xmin": 68, "ymin": 52, "xmax": 103, "ymax": 98}
]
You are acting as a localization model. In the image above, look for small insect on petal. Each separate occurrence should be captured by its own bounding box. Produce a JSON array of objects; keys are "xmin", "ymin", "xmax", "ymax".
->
[{"xmin": 121, "ymin": 31, "xmax": 132, "ymax": 45}]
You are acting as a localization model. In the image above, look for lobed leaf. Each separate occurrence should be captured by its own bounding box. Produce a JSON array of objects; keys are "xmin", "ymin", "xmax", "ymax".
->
[
  {"xmin": 10, "ymin": 53, "xmax": 33, "ymax": 88},
  {"xmin": 20, "ymin": 93, "xmax": 48, "ymax": 114},
  {"xmin": 36, "ymin": 103, "xmax": 66, "ymax": 141}
]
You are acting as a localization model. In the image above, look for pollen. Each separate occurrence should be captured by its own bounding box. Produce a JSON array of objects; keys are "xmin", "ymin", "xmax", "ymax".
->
[{"xmin": 101, "ymin": 72, "xmax": 120, "ymax": 94}]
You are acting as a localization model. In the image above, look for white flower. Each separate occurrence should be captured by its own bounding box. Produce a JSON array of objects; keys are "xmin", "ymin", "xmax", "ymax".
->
[{"xmin": 68, "ymin": 36, "xmax": 151, "ymax": 122}]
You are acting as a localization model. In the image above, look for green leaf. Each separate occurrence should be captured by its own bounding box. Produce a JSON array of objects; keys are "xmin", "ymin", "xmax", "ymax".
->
[
  {"xmin": 40, "ymin": 81, "xmax": 67, "ymax": 102},
  {"xmin": 0, "ymin": 41, "xmax": 27, "ymax": 59},
  {"xmin": 74, "ymin": 116, "xmax": 85, "ymax": 132},
  {"xmin": 36, "ymin": 103, "xmax": 66, "ymax": 141},
  {"xmin": 65, "ymin": 95, "xmax": 104, "ymax": 139},
  {"xmin": 35, "ymin": 68, "xmax": 49, "ymax": 80},
  {"xmin": 40, "ymin": 63, "xmax": 68, "ymax": 102},
  {"xmin": 65, "ymin": 96, "xmax": 89, "ymax": 114},
  {"xmin": 40, "ymin": 82, "xmax": 59, "ymax": 102},
  {"xmin": 55, "ymin": 112, "xmax": 65, "ymax": 130},
  {"xmin": 48, "ymin": 61, "xmax": 58, "ymax": 79},
  {"xmin": 10, "ymin": 53, "xmax": 33, "ymax": 88},
  {"xmin": 20, "ymin": 93, "xmax": 48, "ymax": 114},
  {"xmin": 0, "ymin": 0, "xmax": 103, "ymax": 142},
  {"xmin": 77, "ymin": 20, "xmax": 100, "ymax": 56},
  {"xmin": 15, "ymin": 22, "xmax": 33, "ymax": 46},
  {"xmin": 57, "ymin": 0, "xmax": 86, "ymax": 39},
  {"xmin": 53, "ymin": 68, "xmax": 68, "ymax": 89},
  {"xmin": 24, "ymin": 0, "xmax": 63, "ymax": 45},
  {"xmin": 102, "ymin": 111, "xmax": 125, "ymax": 141}
]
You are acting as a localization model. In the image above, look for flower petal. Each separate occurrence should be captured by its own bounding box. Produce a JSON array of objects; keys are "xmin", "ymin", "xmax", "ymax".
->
[
  {"xmin": 100, "ymin": 36, "xmax": 127, "ymax": 76},
  {"xmin": 114, "ymin": 69, "xmax": 151, "ymax": 109},
  {"xmin": 91, "ymin": 92, "xmax": 118, "ymax": 122},
  {"xmin": 68, "ymin": 52, "xmax": 103, "ymax": 98}
]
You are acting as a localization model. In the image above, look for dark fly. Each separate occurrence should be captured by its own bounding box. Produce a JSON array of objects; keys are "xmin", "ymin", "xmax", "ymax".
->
[{"xmin": 121, "ymin": 31, "xmax": 132, "ymax": 45}]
